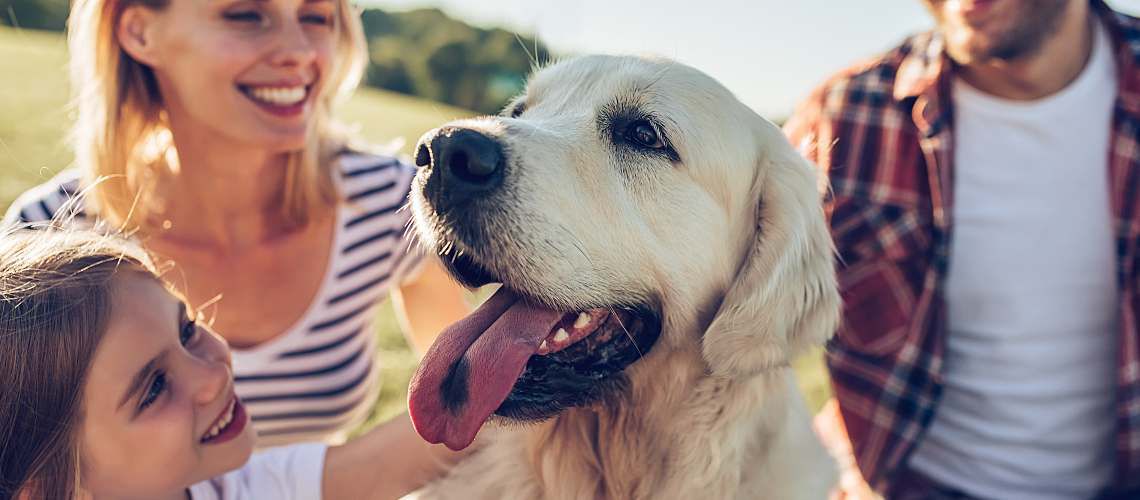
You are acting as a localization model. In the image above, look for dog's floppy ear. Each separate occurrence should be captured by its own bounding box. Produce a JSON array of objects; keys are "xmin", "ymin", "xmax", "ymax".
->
[{"xmin": 701, "ymin": 120, "xmax": 840, "ymax": 377}]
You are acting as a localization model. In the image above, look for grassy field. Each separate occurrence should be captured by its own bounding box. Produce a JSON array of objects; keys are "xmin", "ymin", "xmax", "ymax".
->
[{"xmin": 0, "ymin": 26, "xmax": 830, "ymax": 430}]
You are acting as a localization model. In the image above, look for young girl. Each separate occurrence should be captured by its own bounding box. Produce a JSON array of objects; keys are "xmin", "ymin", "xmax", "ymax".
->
[
  {"xmin": 0, "ymin": 228, "xmax": 456, "ymax": 500},
  {"xmin": 4, "ymin": 0, "xmax": 470, "ymax": 448}
]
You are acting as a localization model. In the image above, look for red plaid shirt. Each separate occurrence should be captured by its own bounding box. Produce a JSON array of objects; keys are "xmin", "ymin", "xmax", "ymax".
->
[{"xmin": 785, "ymin": 1, "xmax": 1140, "ymax": 494}]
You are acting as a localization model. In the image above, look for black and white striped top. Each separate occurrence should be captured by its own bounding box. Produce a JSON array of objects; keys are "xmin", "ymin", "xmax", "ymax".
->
[{"xmin": 4, "ymin": 152, "xmax": 425, "ymax": 447}]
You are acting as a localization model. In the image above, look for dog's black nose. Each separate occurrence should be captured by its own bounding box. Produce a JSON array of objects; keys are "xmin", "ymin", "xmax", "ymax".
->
[{"xmin": 416, "ymin": 127, "xmax": 505, "ymax": 207}]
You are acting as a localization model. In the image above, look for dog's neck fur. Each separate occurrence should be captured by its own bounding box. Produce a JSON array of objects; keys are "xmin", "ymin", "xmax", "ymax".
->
[{"xmin": 413, "ymin": 342, "xmax": 832, "ymax": 500}]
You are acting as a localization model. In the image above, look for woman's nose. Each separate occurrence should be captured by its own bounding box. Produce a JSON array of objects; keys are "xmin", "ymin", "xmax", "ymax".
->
[{"xmin": 270, "ymin": 21, "xmax": 318, "ymax": 68}]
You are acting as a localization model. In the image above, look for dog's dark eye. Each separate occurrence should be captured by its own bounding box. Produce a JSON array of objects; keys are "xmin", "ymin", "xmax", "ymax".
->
[{"xmin": 624, "ymin": 120, "xmax": 664, "ymax": 149}]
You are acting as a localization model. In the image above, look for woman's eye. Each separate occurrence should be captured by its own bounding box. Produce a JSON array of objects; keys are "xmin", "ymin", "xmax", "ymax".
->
[
  {"xmin": 140, "ymin": 372, "xmax": 167, "ymax": 410},
  {"xmin": 224, "ymin": 11, "xmax": 266, "ymax": 25},
  {"xmin": 624, "ymin": 120, "xmax": 665, "ymax": 149},
  {"xmin": 301, "ymin": 13, "xmax": 333, "ymax": 26},
  {"xmin": 180, "ymin": 319, "xmax": 198, "ymax": 346}
]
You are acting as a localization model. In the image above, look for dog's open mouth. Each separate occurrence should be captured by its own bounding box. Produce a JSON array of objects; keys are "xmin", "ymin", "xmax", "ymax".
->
[{"xmin": 407, "ymin": 252, "xmax": 661, "ymax": 451}]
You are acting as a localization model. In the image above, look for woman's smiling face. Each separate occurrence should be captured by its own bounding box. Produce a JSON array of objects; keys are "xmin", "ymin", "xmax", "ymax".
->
[
  {"xmin": 119, "ymin": 0, "xmax": 340, "ymax": 152},
  {"xmin": 77, "ymin": 271, "xmax": 255, "ymax": 498}
]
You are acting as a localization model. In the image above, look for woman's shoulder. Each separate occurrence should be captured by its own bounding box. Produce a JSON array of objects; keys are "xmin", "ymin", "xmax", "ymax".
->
[
  {"xmin": 335, "ymin": 147, "xmax": 414, "ymax": 179},
  {"xmin": 3, "ymin": 169, "xmax": 89, "ymax": 228},
  {"xmin": 334, "ymin": 148, "xmax": 418, "ymax": 204}
]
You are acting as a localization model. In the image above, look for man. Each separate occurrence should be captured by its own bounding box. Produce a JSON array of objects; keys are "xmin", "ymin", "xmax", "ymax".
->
[{"xmin": 785, "ymin": 1, "xmax": 1140, "ymax": 498}]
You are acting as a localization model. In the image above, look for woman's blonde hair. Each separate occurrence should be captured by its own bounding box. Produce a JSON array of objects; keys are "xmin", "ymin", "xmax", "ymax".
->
[
  {"xmin": 67, "ymin": 0, "xmax": 369, "ymax": 230},
  {"xmin": 0, "ymin": 228, "xmax": 157, "ymax": 499}
]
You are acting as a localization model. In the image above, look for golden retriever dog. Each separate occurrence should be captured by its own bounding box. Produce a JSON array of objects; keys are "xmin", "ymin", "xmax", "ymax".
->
[{"xmin": 403, "ymin": 55, "xmax": 840, "ymax": 500}]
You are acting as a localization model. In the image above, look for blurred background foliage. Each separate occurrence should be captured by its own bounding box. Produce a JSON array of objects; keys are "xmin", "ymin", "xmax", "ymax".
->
[{"xmin": 1, "ymin": 0, "xmax": 553, "ymax": 114}]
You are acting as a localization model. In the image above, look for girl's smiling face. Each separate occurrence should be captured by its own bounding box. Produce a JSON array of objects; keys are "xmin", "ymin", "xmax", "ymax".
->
[{"xmin": 77, "ymin": 271, "xmax": 255, "ymax": 498}]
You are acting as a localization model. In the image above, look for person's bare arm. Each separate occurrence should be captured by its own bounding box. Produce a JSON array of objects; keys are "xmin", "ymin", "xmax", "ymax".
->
[
  {"xmin": 322, "ymin": 412, "xmax": 466, "ymax": 500},
  {"xmin": 815, "ymin": 399, "xmax": 882, "ymax": 500},
  {"xmin": 391, "ymin": 257, "xmax": 471, "ymax": 355}
]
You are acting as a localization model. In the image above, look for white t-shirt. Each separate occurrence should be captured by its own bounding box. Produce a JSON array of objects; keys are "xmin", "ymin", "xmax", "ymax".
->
[
  {"xmin": 188, "ymin": 443, "xmax": 327, "ymax": 500},
  {"xmin": 908, "ymin": 19, "xmax": 1120, "ymax": 500}
]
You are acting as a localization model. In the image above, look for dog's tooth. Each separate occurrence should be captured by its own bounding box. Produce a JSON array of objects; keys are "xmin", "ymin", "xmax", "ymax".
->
[
  {"xmin": 540, "ymin": 340, "xmax": 549, "ymax": 351},
  {"xmin": 553, "ymin": 328, "xmax": 570, "ymax": 343},
  {"xmin": 573, "ymin": 312, "xmax": 591, "ymax": 329}
]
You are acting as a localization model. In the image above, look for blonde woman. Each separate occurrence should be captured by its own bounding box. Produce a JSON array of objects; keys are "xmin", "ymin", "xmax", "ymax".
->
[{"xmin": 3, "ymin": 0, "xmax": 471, "ymax": 455}]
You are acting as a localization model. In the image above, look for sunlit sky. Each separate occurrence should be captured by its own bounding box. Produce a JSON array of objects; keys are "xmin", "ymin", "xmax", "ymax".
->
[{"xmin": 364, "ymin": 0, "xmax": 1140, "ymax": 118}]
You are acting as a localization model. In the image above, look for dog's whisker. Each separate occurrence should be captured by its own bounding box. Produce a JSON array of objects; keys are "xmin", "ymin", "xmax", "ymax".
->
[
  {"xmin": 608, "ymin": 307, "xmax": 644, "ymax": 359},
  {"xmin": 644, "ymin": 61, "xmax": 679, "ymax": 95},
  {"xmin": 568, "ymin": 236, "xmax": 593, "ymax": 268},
  {"xmin": 401, "ymin": 226, "xmax": 417, "ymax": 247},
  {"xmin": 514, "ymin": 32, "xmax": 539, "ymax": 69}
]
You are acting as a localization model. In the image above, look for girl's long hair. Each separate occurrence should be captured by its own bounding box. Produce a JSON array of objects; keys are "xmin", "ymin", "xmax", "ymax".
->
[
  {"xmin": 66, "ymin": 0, "xmax": 369, "ymax": 230},
  {"xmin": 0, "ymin": 229, "xmax": 156, "ymax": 499}
]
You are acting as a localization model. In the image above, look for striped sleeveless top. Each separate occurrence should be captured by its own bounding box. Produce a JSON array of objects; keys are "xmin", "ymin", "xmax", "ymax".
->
[{"xmin": 3, "ymin": 152, "xmax": 425, "ymax": 447}]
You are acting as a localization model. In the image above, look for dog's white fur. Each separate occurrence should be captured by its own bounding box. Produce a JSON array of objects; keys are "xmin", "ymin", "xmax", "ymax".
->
[{"xmin": 408, "ymin": 55, "xmax": 840, "ymax": 500}]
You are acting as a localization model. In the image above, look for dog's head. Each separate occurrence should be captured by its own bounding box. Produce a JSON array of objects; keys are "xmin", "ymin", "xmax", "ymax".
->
[{"xmin": 407, "ymin": 55, "xmax": 839, "ymax": 450}]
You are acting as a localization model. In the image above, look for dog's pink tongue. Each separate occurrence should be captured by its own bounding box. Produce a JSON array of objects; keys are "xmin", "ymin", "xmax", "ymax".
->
[{"xmin": 408, "ymin": 287, "xmax": 563, "ymax": 450}]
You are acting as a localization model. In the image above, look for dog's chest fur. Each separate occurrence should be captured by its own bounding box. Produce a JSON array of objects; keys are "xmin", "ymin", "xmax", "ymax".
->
[{"xmin": 407, "ymin": 350, "xmax": 834, "ymax": 500}]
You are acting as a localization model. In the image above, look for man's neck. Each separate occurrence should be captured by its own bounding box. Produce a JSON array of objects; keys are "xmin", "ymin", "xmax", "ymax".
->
[{"xmin": 958, "ymin": 2, "xmax": 1095, "ymax": 100}]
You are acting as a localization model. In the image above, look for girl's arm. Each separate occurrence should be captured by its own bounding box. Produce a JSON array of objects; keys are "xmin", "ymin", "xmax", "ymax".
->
[
  {"xmin": 322, "ymin": 412, "xmax": 466, "ymax": 500},
  {"xmin": 390, "ymin": 258, "xmax": 472, "ymax": 355}
]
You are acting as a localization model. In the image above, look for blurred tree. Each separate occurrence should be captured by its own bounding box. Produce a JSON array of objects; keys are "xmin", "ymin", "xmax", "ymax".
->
[
  {"xmin": 355, "ymin": 6, "xmax": 552, "ymax": 113},
  {"xmin": 1, "ymin": 0, "xmax": 68, "ymax": 31},
  {"xmin": 367, "ymin": 35, "xmax": 417, "ymax": 95}
]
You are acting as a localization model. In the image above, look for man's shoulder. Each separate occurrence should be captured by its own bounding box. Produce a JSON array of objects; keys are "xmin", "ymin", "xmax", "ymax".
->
[
  {"xmin": 784, "ymin": 33, "xmax": 935, "ymax": 162},
  {"xmin": 1105, "ymin": 4, "xmax": 1140, "ymax": 40},
  {"xmin": 802, "ymin": 32, "xmax": 935, "ymax": 117},
  {"xmin": 1103, "ymin": 5, "xmax": 1140, "ymax": 66}
]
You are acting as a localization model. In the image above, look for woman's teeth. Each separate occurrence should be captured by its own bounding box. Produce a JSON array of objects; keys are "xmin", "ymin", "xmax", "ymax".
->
[
  {"xmin": 245, "ymin": 85, "xmax": 307, "ymax": 106},
  {"xmin": 203, "ymin": 399, "xmax": 237, "ymax": 441}
]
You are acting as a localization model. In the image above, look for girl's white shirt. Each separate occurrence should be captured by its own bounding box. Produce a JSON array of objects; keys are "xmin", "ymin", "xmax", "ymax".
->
[{"xmin": 187, "ymin": 443, "xmax": 328, "ymax": 500}]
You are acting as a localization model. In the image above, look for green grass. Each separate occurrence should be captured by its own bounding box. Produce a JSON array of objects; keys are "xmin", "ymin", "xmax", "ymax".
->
[{"xmin": 0, "ymin": 26, "xmax": 830, "ymax": 432}]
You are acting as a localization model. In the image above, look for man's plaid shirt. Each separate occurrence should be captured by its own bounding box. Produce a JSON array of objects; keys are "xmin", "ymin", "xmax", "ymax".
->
[{"xmin": 784, "ymin": 1, "xmax": 1140, "ymax": 494}]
